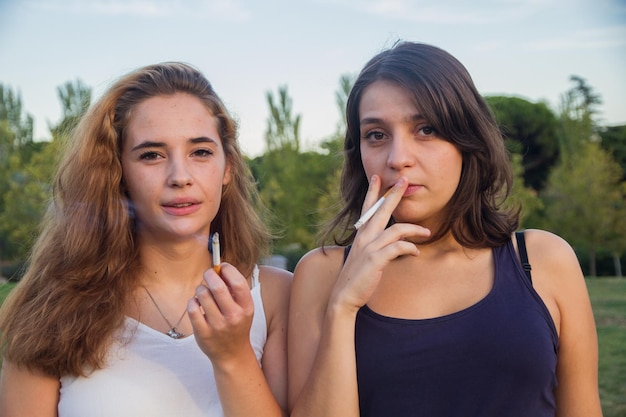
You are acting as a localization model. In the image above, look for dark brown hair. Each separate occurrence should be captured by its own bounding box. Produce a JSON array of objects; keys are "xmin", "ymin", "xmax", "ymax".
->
[{"xmin": 320, "ymin": 42, "xmax": 519, "ymax": 247}]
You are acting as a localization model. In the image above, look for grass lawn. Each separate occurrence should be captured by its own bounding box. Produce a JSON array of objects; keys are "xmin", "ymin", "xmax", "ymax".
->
[
  {"xmin": 586, "ymin": 278, "xmax": 626, "ymax": 417},
  {"xmin": 0, "ymin": 278, "xmax": 624, "ymax": 415}
]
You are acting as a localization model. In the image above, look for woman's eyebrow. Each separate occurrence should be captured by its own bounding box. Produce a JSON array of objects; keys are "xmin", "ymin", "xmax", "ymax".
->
[
  {"xmin": 359, "ymin": 117, "xmax": 384, "ymax": 125},
  {"xmin": 130, "ymin": 141, "xmax": 165, "ymax": 152},
  {"xmin": 189, "ymin": 136, "xmax": 218, "ymax": 145},
  {"xmin": 130, "ymin": 136, "xmax": 217, "ymax": 152},
  {"xmin": 360, "ymin": 114, "xmax": 425, "ymax": 125}
]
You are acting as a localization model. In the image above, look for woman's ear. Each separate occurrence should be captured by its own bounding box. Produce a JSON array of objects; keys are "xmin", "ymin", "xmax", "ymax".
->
[{"xmin": 222, "ymin": 159, "xmax": 232, "ymax": 186}]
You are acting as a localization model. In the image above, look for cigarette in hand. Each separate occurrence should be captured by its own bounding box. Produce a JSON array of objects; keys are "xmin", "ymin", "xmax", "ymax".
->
[
  {"xmin": 354, "ymin": 188, "xmax": 393, "ymax": 230},
  {"xmin": 211, "ymin": 232, "xmax": 221, "ymax": 274}
]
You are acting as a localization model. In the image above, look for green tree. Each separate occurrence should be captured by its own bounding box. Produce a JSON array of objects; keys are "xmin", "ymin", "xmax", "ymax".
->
[
  {"xmin": 505, "ymin": 153, "xmax": 544, "ymax": 228},
  {"xmin": 258, "ymin": 86, "xmax": 307, "ymax": 250},
  {"xmin": 49, "ymin": 79, "xmax": 91, "ymax": 140},
  {"xmin": 599, "ymin": 124, "xmax": 626, "ymax": 180},
  {"xmin": 314, "ymin": 74, "xmax": 355, "ymax": 243},
  {"xmin": 0, "ymin": 84, "xmax": 36, "ymax": 189},
  {"xmin": 0, "ymin": 84, "xmax": 34, "ymax": 155},
  {"xmin": 597, "ymin": 125, "xmax": 626, "ymax": 276},
  {"xmin": 0, "ymin": 85, "xmax": 35, "ymax": 265},
  {"xmin": 0, "ymin": 140, "xmax": 58, "ymax": 260},
  {"xmin": 542, "ymin": 141, "xmax": 623, "ymax": 276},
  {"xmin": 485, "ymin": 96, "xmax": 559, "ymax": 191},
  {"xmin": 0, "ymin": 80, "xmax": 91, "ymax": 263},
  {"xmin": 264, "ymin": 85, "xmax": 300, "ymax": 152},
  {"xmin": 603, "ymin": 181, "xmax": 626, "ymax": 277},
  {"xmin": 334, "ymin": 74, "xmax": 354, "ymax": 133},
  {"xmin": 557, "ymin": 75, "xmax": 602, "ymax": 163},
  {"xmin": 256, "ymin": 79, "xmax": 354, "ymax": 258},
  {"xmin": 536, "ymin": 75, "xmax": 626, "ymax": 277}
]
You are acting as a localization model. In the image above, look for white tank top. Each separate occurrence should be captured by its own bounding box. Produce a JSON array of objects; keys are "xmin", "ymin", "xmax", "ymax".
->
[{"xmin": 58, "ymin": 266, "xmax": 266, "ymax": 417}]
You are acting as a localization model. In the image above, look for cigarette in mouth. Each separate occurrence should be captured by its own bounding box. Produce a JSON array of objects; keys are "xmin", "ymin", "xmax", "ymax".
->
[
  {"xmin": 354, "ymin": 188, "xmax": 394, "ymax": 230},
  {"xmin": 211, "ymin": 232, "xmax": 221, "ymax": 274}
]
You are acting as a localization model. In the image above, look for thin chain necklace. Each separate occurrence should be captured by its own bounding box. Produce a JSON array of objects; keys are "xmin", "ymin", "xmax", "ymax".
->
[{"xmin": 142, "ymin": 285, "xmax": 187, "ymax": 339}]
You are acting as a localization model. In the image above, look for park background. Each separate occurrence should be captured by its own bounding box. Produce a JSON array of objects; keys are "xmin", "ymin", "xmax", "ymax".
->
[{"xmin": 1, "ymin": 0, "xmax": 625, "ymax": 415}]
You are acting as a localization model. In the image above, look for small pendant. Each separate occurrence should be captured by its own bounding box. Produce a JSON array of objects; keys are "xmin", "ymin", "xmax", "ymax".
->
[{"xmin": 167, "ymin": 328, "xmax": 184, "ymax": 339}]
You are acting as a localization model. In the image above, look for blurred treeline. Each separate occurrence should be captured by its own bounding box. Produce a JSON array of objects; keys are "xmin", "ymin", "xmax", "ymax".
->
[{"xmin": 1, "ymin": 74, "xmax": 625, "ymax": 276}]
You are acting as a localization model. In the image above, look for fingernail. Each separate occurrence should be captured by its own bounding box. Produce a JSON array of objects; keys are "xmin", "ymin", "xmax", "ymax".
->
[{"xmin": 395, "ymin": 177, "xmax": 407, "ymax": 188}]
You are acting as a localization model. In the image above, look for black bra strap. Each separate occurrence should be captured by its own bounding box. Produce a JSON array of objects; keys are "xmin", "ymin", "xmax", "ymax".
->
[
  {"xmin": 515, "ymin": 231, "xmax": 532, "ymax": 284},
  {"xmin": 343, "ymin": 245, "xmax": 352, "ymax": 264}
]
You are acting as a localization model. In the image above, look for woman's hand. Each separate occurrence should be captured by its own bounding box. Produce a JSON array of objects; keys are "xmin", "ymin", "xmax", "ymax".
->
[
  {"xmin": 330, "ymin": 175, "xmax": 430, "ymax": 314},
  {"xmin": 188, "ymin": 263, "xmax": 255, "ymax": 364}
]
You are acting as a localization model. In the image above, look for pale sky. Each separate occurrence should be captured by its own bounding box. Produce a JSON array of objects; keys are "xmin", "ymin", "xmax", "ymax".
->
[{"xmin": 1, "ymin": 0, "xmax": 625, "ymax": 157}]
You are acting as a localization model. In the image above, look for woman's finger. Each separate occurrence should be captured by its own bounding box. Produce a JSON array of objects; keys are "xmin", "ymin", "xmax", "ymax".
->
[
  {"xmin": 355, "ymin": 176, "xmax": 409, "ymax": 234},
  {"xmin": 193, "ymin": 282, "xmax": 224, "ymax": 329},
  {"xmin": 216, "ymin": 264, "xmax": 254, "ymax": 315},
  {"xmin": 360, "ymin": 175, "xmax": 384, "ymax": 216}
]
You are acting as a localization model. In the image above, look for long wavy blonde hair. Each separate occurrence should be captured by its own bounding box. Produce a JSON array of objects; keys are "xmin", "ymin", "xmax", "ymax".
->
[{"xmin": 0, "ymin": 62, "xmax": 271, "ymax": 377}]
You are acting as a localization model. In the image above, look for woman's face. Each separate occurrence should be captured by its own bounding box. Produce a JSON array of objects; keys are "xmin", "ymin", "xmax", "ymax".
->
[
  {"xmin": 358, "ymin": 80, "xmax": 462, "ymax": 227},
  {"xmin": 121, "ymin": 92, "xmax": 231, "ymax": 243}
]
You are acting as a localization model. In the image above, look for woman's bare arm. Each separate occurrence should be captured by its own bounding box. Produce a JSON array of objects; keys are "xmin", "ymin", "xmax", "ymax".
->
[
  {"xmin": 288, "ymin": 247, "xmax": 361, "ymax": 417},
  {"xmin": 0, "ymin": 360, "xmax": 59, "ymax": 417},
  {"xmin": 189, "ymin": 263, "xmax": 289, "ymax": 417},
  {"xmin": 525, "ymin": 229, "xmax": 603, "ymax": 417}
]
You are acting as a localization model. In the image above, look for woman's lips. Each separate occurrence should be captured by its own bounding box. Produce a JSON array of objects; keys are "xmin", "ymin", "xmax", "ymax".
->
[
  {"xmin": 403, "ymin": 184, "xmax": 422, "ymax": 196},
  {"xmin": 161, "ymin": 201, "xmax": 201, "ymax": 216}
]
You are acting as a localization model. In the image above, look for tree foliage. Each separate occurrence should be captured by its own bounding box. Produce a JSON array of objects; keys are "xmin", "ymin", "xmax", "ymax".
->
[
  {"xmin": 49, "ymin": 79, "xmax": 91, "ymax": 140},
  {"xmin": 257, "ymin": 86, "xmax": 309, "ymax": 251},
  {"xmin": 604, "ymin": 180, "xmax": 626, "ymax": 277},
  {"xmin": 599, "ymin": 124, "xmax": 626, "ymax": 180},
  {"xmin": 0, "ymin": 85, "xmax": 34, "ymax": 152},
  {"xmin": 0, "ymin": 140, "xmax": 58, "ymax": 260},
  {"xmin": 557, "ymin": 75, "xmax": 602, "ymax": 163},
  {"xmin": 1, "ymin": 73, "xmax": 624, "ymax": 276},
  {"xmin": 505, "ymin": 153, "xmax": 544, "ymax": 228},
  {"xmin": 0, "ymin": 80, "xmax": 91, "ymax": 263},
  {"xmin": 254, "ymin": 79, "xmax": 353, "ymax": 260},
  {"xmin": 542, "ymin": 141, "xmax": 624, "ymax": 276},
  {"xmin": 485, "ymin": 96, "xmax": 559, "ymax": 191},
  {"xmin": 264, "ymin": 85, "xmax": 300, "ymax": 152},
  {"xmin": 0, "ymin": 85, "xmax": 35, "ymax": 264},
  {"xmin": 540, "ymin": 77, "xmax": 625, "ymax": 276}
]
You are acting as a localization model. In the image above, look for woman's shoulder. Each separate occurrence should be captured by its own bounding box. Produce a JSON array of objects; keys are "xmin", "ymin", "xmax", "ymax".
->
[
  {"xmin": 519, "ymin": 229, "xmax": 588, "ymax": 331},
  {"xmin": 291, "ymin": 246, "xmax": 346, "ymax": 298},
  {"xmin": 519, "ymin": 229, "xmax": 579, "ymax": 266},
  {"xmin": 258, "ymin": 264, "xmax": 293, "ymax": 285},
  {"xmin": 295, "ymin": 246, "xmax": 346, "ymax": 274},
  {"xmin": 257, "ymin": 265, "xmax": 292, "ymax": 300},
  {"xmin": 256, "ymin": 265, "xmax": 292, "ymax": 321},
  {"xmin": 257, "ymin": 245, "xmax": 347, "ymax": 292},
  {"xmin": 516, "ymin": 228, "xmax": 583, "ymax": 283}
]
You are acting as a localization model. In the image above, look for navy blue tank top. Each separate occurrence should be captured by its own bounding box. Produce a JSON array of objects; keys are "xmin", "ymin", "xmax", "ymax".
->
[{"xmin": 355, "ymin": 239, "xmax": 558, "ymax": 416}]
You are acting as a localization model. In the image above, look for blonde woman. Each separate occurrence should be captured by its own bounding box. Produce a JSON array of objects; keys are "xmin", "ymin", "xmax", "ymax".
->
[{"xmin": 0, "ymin": 62, "xmax": 290, "ymax": 417}]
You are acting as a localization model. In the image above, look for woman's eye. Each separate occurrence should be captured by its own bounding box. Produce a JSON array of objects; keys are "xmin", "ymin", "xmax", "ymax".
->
[
  {"xmin": 364, "ymin": 130, "xmax": 385, "ymax": 141},
  {"xmin": 139, "ymin": 151, "xmax": 161, "ymax": 160},
  {"xmin": 193, "ymin": 148, "xmax": 213, "ymax": 157},
  {"xmin": 419, "ymin": 125, "xmax": 436, "ymax": 136}
]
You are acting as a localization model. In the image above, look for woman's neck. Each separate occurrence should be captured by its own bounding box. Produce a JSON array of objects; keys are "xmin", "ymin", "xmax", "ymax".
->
[{"xmin": 136, "ymin": 237, "xmax": 212, "ymax": 288}]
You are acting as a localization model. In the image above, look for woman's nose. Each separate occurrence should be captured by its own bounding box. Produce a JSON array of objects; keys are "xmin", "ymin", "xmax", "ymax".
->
[
  {"xmin": 167, "ymin": 158, "xmax": 193, "ymax": 187},
  {"xmin": 386, "ymin": 135, "xmax": 415, "ymax": 171}
]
